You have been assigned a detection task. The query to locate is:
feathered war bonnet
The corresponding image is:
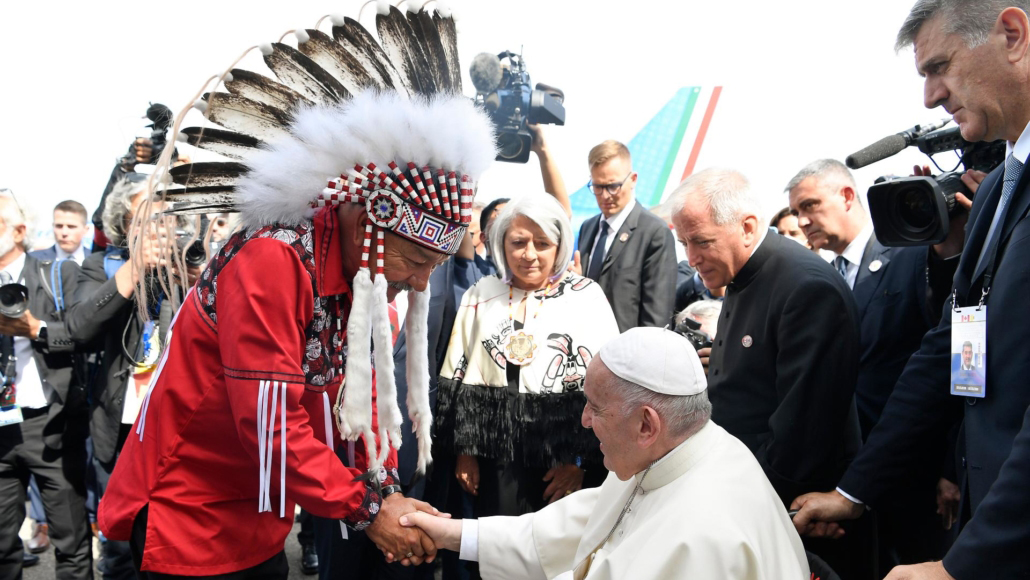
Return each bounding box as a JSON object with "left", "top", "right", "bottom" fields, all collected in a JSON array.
[{"left": 160, "top": 0, "right": 496, "bottom": 476}]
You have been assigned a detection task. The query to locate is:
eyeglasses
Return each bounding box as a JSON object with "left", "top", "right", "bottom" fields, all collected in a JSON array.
[{"left": 588, "top": 171, "right": 633, "bottom": 197}]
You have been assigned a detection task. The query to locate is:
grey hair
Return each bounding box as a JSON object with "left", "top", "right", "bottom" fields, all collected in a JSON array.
[
  {"left": 103, "top": 176, "right": 147, "bottom": 247},
  {"left": 675, "top": 299, "right": 723, "bottom": 329},
  {"left": 614, "top": 373, "right": 712, "bottom": 438},
  {"left": 896, "top": 0, "right": 1030, "bottom": 52},
  {"left": 489, "top": 194, "right": 574, "bottom": 282},
  {"left": 0, "top": 194, "right": 31, "bottom": 252},
  {"left": 666, "top": 168, "right": 763, "bottom": 226},
  {"left": 784, "top": 159, "right": 857, "bottom": 194}
]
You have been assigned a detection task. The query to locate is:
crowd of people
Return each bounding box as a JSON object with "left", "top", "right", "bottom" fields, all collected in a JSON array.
[{"left": 3, "top": 0, "right": 1030, "bottom": 579}]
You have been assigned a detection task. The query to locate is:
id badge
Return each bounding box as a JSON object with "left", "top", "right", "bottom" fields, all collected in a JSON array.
[
  {"left": 0, "top": 405, "right": 23, "bottom": 427},
  {"left": 951, "top": 306, "right": 987, "bottom": 398}
]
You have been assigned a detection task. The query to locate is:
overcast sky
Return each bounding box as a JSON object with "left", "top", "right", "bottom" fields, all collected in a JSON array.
[{"left": 0, "top": 0, "right": 956, "bottom": 237}]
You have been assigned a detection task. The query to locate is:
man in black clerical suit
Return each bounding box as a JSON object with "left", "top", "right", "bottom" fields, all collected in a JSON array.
[
  {"left": 792, "top": 4, "right": 1030, "bottom": 579},
  {"left": 669, "top": 167, "right": 868, "bottom": 579}
]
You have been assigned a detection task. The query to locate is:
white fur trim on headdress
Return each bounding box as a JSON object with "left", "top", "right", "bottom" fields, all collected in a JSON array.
[
  {"left": 371, "top": 273, "right": 403, "bottom": 467},
  {"left": 405, "top": 285, "right": 433, "bottom": 474},
  {"left": 235, "top": 91, "right": 495, "bottom": 230},
  {"left": 340, "top": 268, "right": 377, "bottom": 463}
]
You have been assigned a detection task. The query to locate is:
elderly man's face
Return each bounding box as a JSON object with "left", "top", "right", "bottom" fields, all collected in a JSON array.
[
  {"left": 915, "top": 15, "right": 1019, "bottom": 143},
  {"left": 788, "top": 176, "right": 855, "bottom": 254},
  {"left": 381, "top": 231, "right": 448, "bottom": 301},
  {"left": 0, "top": 198, "right": 25, "bottom": 260},
  {"left": 672, "top": 199, "right": 756, "bottom": 291},
  {"left": 582, "top": 359, "right": 643, "bottom": 481},
  {"left": 963, "top": 345, "right": 973, "bottom": 367}
]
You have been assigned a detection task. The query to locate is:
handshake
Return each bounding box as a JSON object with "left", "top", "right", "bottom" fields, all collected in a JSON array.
[{"left": 366, "top": 494, "right": 463, "bottom": 566}]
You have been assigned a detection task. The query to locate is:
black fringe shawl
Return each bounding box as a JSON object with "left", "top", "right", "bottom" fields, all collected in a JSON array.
[{"left": 434, "top": 377, "right": 602, "bottom": 469}]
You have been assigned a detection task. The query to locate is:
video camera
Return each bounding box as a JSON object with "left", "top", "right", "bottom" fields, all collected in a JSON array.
[
  {"left": 846, "top": 121, "right": 1005, "bottom": 246},
  {"left": 469, "top": 51, "right": 566, "bottom": 163},
  {"left": 0, "top": 272, "right": 28, "bottom": 319}
]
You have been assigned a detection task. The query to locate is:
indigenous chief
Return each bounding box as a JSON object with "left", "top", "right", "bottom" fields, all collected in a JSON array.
[
  {"left": 668, "top": 168, "right": 868, "bottom": 578},
  {"left": 404, "top": 327, "right": 809, "bottom": 580},
  {"left": 96, "top": 7, "right": 498, "bottom": 573},
  {"left": 793, "top": 2, "right": 1030, "bottom": 578},
  {"left": 435, "top": 194, "right": 620, "bottom": 519}
]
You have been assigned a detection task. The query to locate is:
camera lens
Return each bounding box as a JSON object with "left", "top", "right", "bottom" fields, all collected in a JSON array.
[
  {"left": 497, "top": 133, "right": 526, "bottom": 160},
  {"left": 894, "top": 185, "right": 935, "bottom": 231}
]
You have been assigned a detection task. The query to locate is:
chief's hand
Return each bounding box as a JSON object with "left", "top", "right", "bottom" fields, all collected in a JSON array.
[
  {"left": 399, "top": 511, "right": 462, "bottom": 553},
  {"left": 455, "top": 454, "right": 479, "bottom": 496},
  {"left": 935, "top": 477, "right": 961, "bottom": 531},
  {"left": 884, "top": 561, "right": 955, "bottom": 580},
  {"left": 542, "top": 464, "right": 584, "bottom": 504},
  {"left": 789, "top": 490, "right": 863, "bottom": 539},
  {"left": 696, "top": 347, "right": 711, "bottom": 375},
  {"left": 365, "top": 494, "right": 443, "bottom": 567}
]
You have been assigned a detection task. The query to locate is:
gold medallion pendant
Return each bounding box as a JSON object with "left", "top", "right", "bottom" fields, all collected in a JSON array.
[{"left": 503, "top": 331, "right": 538, "bottom": 366}]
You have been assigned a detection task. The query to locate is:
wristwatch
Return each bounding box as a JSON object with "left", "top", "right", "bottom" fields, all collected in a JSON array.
[
  {"left": 33, "top": 321, "right": 47, "bottom": 343},
  {"left": 381, "top": 484, "right": 403, "bottom": 498}
]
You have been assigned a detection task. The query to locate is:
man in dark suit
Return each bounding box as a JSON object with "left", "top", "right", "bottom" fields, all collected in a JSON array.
[
  {"left": 0, "top": 195, "right": 92, "bottom": 579},
  {"left": 669, "top": 167, "right": 868, "bottom": 578},
  {"left": 578, "top": 141, "right": 677, "bottom": 331},
  {"left": 792, "top": 5, "right": 1030, "bottom": 579},
  {"left": 30, "top": 200, "right": 91, "bottom": 265},
  {"left": 788, "top": 158, "right": 959, "bottom": 574}
]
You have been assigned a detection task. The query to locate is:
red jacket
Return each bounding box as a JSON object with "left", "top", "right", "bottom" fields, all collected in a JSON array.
[{"left": 99, "top": 208, "right": 398, "bottom": 575}]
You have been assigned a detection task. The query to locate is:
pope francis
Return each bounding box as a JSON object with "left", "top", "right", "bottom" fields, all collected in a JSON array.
[{"left": 400, "top": 327, "right": 810, "bottom": 579}]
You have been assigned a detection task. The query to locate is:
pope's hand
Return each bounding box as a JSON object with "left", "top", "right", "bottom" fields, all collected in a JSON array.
[
  {"left": 883, "top": 561, "right": 955, "bottom": 580},
  {"left": 789, "top": 490, "right": 863, "bottom": 539},
  {"left": 365, "top": 494, "right": 444, "bottom": 566},
  {"left": 399, "top": 511, "right": 463, "bottom": 553}
]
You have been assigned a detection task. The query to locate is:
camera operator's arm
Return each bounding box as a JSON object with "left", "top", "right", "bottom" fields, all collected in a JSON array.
[
  {"left": 93, "top": 139, "right": 153, "bottom": 233},
  {"left": 528, "top": 124, "right": 571, "bottom": 218}
]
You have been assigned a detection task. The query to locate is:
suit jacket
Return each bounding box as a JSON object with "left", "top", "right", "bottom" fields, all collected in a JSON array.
[
  {"left": 578, "top": 203, "right": 677, "bottom": 332},
  {"left": 852, "top": 238, "right": 936, "bottom": 439},
  {"left": 1, "top": 254, "right": 85, "bottom": 450},
  {"left": 838, "top": 158, "right": 1030, "bottom": 579},
  {"left": 65, "top": 251, "right": 149, "bottom": 464},
  {"left": 29, "top": 244, "right": 91, "bottom": 263},
  {"left": 707, "top": 232, "right": 862, "bottom": 506}
]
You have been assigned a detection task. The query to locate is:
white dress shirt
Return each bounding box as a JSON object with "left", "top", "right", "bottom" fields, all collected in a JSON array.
[
  {"left": 836, "top": 224, "right": 874, "bottom": 290},
  {"left": 2, "top": 253, "right": 46, "bottom": 409},
  {"left": 55, "top": 243, "right": 86, "bottom": 266},
  {"left": 589, "top": 201, "right": 637, "bottom": 262}
]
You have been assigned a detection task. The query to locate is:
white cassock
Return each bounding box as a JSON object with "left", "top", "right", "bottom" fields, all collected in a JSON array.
[{"left": 460, "top": 421, "right": 810, "bottom": 580}]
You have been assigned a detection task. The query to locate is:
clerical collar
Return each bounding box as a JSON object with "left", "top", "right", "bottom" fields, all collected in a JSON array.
[
  {"left": 635, "top": 420, "right": 717, "bottom": 492},
  {"left": 727, "top": 227, "right": 778, "bottom": 292}
]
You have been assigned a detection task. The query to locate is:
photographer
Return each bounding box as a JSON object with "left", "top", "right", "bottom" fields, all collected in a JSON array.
[
  {"left": 66, "top": 175, "right": 200, "bottom": 580},
  {"left": 0, "top": 195, "right": 92, "bottom": 579},
  {"left": 791, "top": 3, "right": 1030, "bottom": 579}
]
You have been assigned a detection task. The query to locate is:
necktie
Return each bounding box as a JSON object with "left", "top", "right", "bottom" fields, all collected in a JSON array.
[
  {"left": 586, "top": 221, "right": 609, "bottom": 281},
  {"left": 975, "top": 153, "right": 1024, "bottom": 276},
  {"left": 834, "top": 255, "right": 848, "bottom": 279}
]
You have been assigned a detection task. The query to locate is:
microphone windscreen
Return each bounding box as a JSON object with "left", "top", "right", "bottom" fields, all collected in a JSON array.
[
  {"left": 845, "top": 134, "right": 909, "bottom": 169},
  {"left": 469, "top": 53, "right": 503, "bottom": 94}
]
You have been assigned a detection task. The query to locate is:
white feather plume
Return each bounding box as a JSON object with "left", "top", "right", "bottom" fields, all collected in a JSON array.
[{"left": 235, "top": 91, "right": 496, "bottom": 230}]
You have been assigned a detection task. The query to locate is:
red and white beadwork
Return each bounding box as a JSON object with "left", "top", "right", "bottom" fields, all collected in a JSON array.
[{"left": 312, "top": 161, "right": 473, "bottom": 258}]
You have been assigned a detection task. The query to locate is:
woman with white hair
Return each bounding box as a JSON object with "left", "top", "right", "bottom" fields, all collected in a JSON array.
[{"left": 436, "top": 194, "right": 619, "bottom": 519}]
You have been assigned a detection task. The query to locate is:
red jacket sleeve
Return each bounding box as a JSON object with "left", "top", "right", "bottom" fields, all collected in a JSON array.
[{"left": 215, "top": 237, "right": 383, "bottom": 528}]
